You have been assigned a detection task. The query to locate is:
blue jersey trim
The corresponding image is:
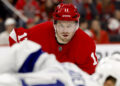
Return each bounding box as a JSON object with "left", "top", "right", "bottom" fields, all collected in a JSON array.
[
  {"left": 19, "top": 49, "right": 44, "bottom": 73},
  {"left": 21, "top": 79, "right": 65, "bottom": 86}
]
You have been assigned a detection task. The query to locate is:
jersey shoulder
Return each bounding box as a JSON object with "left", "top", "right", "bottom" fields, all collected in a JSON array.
[
  {"left": 75, "top": 28, "right": 96, "bottom": 52},
  {"left": 77, "top": 28, "right": 95, "bottom": 46},
  {"left": 27, "top": 21, "right": 54, "bottom": 45},
  {"left": 77, "top": 28, "right": 94, "bottom": 43},
  {"left": 29, "top": 21, "right": 53, "bottom": 32}
]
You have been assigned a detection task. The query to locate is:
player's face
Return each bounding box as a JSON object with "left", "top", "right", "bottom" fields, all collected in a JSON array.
[
  {"left": 55, "top": 20, "right": 77, "bottom": 44},
  {"left": 6, "top": 24, "right": 15, "bottom": 34},
  {"left": 104, "top": 80, "right": 115, "bottom": 86}
]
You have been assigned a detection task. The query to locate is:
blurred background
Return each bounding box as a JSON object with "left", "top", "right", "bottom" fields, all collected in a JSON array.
[
  {"left": 0, "top": 0, "right": 120, "bottom": 60},
  {"left": 0, "top": 0, "right": 120, "bottom": 44}
]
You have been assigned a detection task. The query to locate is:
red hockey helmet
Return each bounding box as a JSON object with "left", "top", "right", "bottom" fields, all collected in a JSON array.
[{"left": 53, "top": 3, "right": 80, "bottom": 21}]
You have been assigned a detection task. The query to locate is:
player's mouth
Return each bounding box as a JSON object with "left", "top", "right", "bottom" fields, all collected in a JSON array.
[{"left": 63, "top": 34, "right": 68, "bottom": 37}]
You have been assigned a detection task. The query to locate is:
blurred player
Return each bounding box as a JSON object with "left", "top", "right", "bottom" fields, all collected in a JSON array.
[
  {"left": 0, "top": 40, "right": 99, "bottom": 86},
  {"left": 93, "top": 54, "right": 120, "bottom": 86},
  {"left": 9, "top": 2, "right": 98, "bottom": 74},
  {"left": 104, "top": 76, "right": 117, "bottom": 86},
  {"left": 0, "top": 18, "right": 16, "bottom": 45}
]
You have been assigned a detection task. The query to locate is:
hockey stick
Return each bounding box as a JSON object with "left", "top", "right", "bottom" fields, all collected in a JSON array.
[{"left": 1, "top": 0, "right": 28, "bottom": 22}]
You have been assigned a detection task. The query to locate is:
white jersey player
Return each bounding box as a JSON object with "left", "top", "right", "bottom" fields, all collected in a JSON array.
[
  {"left": 0, "top": 40, "right": 99, "bottom": 86},
  {"left": 93, "top": 54, "right": 120, "bottom": 86}
]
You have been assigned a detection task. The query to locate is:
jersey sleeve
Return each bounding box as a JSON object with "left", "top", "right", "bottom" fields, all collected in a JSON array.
[
  {"left": 77, "top": 40, "right": 98, "bottom": 75},
  {"left": 9, "top": 27, "right": 28, "bottom": 46},
  {"left": 83, "top": 41, "right": 98, "bottom": 75},
  {"left": 9, "top": 29, "right": 18, "bottom": 46}
]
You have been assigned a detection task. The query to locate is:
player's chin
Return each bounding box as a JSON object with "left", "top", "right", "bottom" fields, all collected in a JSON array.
[
  {"left": 62, "top": 37, "right": 69, "bottom": 40},
  {"left": 63, "top": 37, "right": 71, "bottom": 42}
]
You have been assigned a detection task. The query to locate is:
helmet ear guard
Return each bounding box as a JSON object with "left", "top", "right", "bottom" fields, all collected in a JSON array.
[{"left": 53, "top": 3, "right": 80, "bottom": 21}]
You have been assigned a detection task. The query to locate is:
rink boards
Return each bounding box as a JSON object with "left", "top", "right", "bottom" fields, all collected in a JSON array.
[{"left": 0, "top": 44, "right": 120, "bottom": 61}]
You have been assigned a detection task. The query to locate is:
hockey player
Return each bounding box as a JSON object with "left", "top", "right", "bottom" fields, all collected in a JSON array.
[
  {"left": 92, "top": 54, "right": 120, "bottom": 86},
  {"left": 9, "top": 3, "right": 98, "bottom": 74},
  {"left": 0, "top": 40, "right": 99, "bottom": 86}
]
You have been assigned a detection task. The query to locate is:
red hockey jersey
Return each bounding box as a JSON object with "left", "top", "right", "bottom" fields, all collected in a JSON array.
[
  {"left": 9, "top": 27, "right": 28, "bottom": 46},
  {"left": 9, "top": 21, "right": 98, "bottom": 74}
]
